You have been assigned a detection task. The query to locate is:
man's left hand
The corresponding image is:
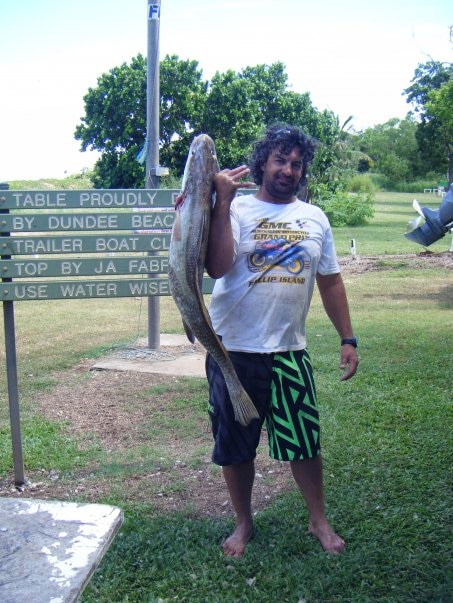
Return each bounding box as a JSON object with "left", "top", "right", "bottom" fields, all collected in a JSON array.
[{"left": 339, "top": 345, "right": 359, "bottom": 381}]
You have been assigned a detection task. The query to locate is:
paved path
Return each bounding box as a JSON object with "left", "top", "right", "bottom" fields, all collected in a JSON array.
[{"left": 0, "top": 498, "right": 123, "bottom": 603}]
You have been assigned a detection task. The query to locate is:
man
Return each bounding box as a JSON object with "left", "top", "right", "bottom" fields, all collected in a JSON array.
[{"left": 205, "top": 124, "right": 359, "bottom": 558}]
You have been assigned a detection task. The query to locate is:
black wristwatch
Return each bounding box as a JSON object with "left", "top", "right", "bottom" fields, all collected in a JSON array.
[{"left": 341, "top": 336, "right": 358, "bottom": 348}]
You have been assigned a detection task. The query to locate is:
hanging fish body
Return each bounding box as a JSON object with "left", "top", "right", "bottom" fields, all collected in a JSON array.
[{"left": 168, "top": 134, "right": 259, "bottom": 426}]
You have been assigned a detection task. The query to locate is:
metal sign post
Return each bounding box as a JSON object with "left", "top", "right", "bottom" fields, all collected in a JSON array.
[
  {"left": 1, "top": 197, "right": 25, "bottom": 485},
  {"left": 3, "top": 301, "right": 25, "bottom": 486},
  {"left": 146, "top": 0, "right": 163, "bottom": 350},
  {"left": 1, "top": 187, "right": 25, "bottom": 486}
]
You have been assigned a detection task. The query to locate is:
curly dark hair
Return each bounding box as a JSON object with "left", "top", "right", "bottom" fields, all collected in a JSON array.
[{"left": 249, "top": 123, "right": 318, "bottom": 191}]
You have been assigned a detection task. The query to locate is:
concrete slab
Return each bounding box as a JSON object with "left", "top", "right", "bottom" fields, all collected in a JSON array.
[
  {"left": 92, "top": 355, "right": 206, "bottom": 377},
  {"left": 157, "top": 334, "right": 191, "bottom": 346},
  {"left": 0, "top": 498, "right": 123, "bottom": 603},
  {"left": 91, "top": 334, "right": 207, "bottom": 377}
]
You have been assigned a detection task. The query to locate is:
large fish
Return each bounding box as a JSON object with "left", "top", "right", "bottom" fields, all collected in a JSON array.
[{"left": 168, "top": 134, "right": 259, "bottom": 426}]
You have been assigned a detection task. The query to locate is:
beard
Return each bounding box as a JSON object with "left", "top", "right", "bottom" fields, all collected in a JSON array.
[{"left": 262, "top": 173, "right": 299, "bottom": 202}]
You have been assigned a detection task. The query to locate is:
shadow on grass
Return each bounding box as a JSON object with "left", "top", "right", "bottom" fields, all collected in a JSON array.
[{"left": 438, "top": 284, "right": 453, "bottom": 309}]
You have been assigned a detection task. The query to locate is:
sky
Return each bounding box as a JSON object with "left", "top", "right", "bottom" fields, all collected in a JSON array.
[{"left": 0, "top": 0, "right": 451, "bottom": 181}]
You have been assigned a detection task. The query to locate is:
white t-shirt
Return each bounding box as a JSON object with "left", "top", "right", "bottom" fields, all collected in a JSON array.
[{"left": 209, "top": 194, "right": 340, "bottom": 353}]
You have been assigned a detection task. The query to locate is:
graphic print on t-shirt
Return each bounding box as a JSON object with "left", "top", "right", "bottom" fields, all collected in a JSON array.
[{"left": 247, "top": 217, "right": 311, "bottom": 285}]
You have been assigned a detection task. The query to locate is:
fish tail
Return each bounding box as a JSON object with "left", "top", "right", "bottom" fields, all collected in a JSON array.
[
  {"left": 232, "top": 390, "right": 260, "bottom": 426},
  {"left": 220, "top": 357, "right": 260, "bottom": 426}
]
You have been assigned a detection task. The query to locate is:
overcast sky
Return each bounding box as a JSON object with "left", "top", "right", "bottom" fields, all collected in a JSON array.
[{"left": 0, "top": 0, "right": 451, "bottom": 180}]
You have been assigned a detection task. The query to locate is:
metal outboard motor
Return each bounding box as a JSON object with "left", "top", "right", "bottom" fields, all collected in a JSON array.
[{"left": 405, "top": 184, "right": 453, "bottom": 247}]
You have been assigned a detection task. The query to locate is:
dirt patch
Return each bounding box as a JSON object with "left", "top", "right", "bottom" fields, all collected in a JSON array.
[
  {"left": 0, "top": 356, "right": 295, "bottom": 517},
  {"left": 338, "top": 251, "right": 453, "bottom": 274}
]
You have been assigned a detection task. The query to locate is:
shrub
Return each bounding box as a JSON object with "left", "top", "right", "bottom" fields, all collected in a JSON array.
[
  {"left": 315, "top": 191, "right": 375, "bottom": 227},
  {"left": 391, "top": 179, "right": 443, "bottom": 193},
  {"left": 377, "top": 178, "right": 444, "bottom": 192},
  {"left": 347, "top": 174, "right": 377, "bottom": 194},
  {"left": 368, "top": 173, "right": 388, "bottom": 189}
]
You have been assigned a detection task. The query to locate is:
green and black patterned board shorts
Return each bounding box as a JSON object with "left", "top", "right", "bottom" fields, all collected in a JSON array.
[{"left": 206, "top": 349, "right": 321, "bottom": 466}]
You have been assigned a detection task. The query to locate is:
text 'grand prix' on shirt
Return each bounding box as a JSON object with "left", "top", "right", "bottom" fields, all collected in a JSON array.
[{"left": 209, "top": 194, "right": 340, "bottom": 353}]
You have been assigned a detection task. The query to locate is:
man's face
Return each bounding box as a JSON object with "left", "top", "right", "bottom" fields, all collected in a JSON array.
[{"left": 260, "top": 146, "right": 304, "bottom": 203}]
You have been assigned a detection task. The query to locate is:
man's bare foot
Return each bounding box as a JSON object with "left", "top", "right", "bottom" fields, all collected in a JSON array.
[
  {"left": 309, "top": 520, "right": 345, "bottom": 554},
  {"left": 222, "top": 521, "right": 253, "bottom": 557}
]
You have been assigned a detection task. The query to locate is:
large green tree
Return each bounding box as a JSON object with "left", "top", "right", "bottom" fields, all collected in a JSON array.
[
  {"left": 200, "top": 63, "right": 353, "bottom": 198},
  {"left": 357, "top": 117, "right": 422, "bottom": 184},
  {"left": 422, "top": 78, "right": 453, "bottom": 186},
  {"left": 74, "top": 54, "right": 147, "bottom": 188},
  {"left": 404, "top": 60, "right": 453, "bottom": 108},
  {"left": 403, "top": 60, "right": 453, "bottom": 182},
  {"left": 75, "top": 55, "right": 346, "bottom": 192},
  {"left": 75, "top": 54, "right": 207, "bottom": 187},
  {"left": 159, "top": 55, "right": 207, "bottom": 173},
  {"left": 201, "top": 68, "right": 263, "bottom": 167}
]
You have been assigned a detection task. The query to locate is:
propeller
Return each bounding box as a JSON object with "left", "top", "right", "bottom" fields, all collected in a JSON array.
[{"left": 406, "top": 199, "right": 424, "bottom": 233}]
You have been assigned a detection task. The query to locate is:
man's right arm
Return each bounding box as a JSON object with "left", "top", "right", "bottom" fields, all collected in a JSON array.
[
  {"left": 205, "top": 166, "right": 254, "bottom": 279},
  {"left": 205, "top": 194, "right": 235, "bottom": 278}
]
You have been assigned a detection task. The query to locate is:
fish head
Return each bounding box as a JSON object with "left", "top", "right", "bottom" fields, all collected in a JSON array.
[{"left": 181, "top": 134, "right": 220, "bottom": 204}]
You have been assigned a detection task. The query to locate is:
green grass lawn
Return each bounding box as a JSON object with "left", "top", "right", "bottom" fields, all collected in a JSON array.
[
  {"left": 0, "top": 191, "right": 452, "bottom": 602},
  {"left": 83, "top": 267, "right": 451, "bottom": 602},
  {"left": 334, "top": 191, "right": 451, "bottom": 255}
]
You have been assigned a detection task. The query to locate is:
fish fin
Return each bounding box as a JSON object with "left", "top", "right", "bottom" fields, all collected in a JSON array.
[
  {"left": 183, "top": 320, "right": 196, "bottom": 344},
  {"left": 232, "top": 390, "right": 260, "bottom": 426},
  {"left": 174, "top": 192, "right": 186, "bottom": 209},
  {"left": 171, "top": 209, "right": 181, "bottom": 242}
]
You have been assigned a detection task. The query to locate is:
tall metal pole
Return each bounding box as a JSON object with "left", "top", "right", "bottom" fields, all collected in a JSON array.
[
  {"left": 1, "top": 196, "right": 25, "bottom": 485},
  {"left": 3, "top": 301, "right": 26, "bottom": 486},
  {"left": 146, "top": 0, "right": 161, "bottom": 349}
]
